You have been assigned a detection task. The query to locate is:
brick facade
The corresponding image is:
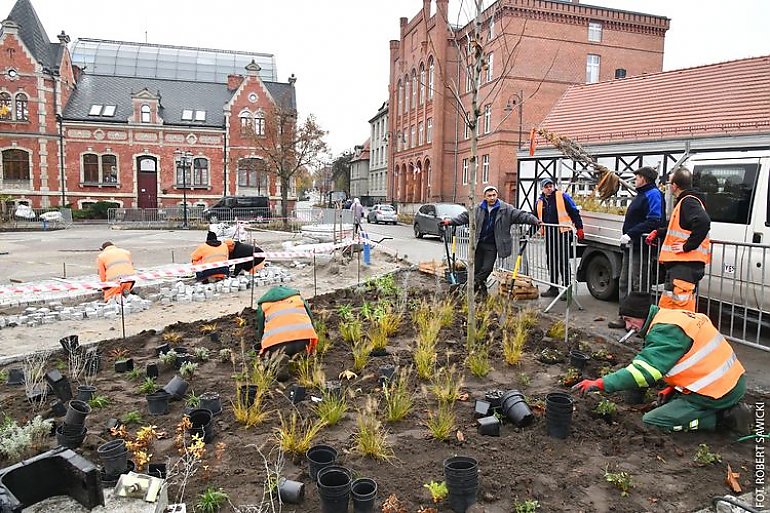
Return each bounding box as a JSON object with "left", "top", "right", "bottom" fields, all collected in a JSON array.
[{"left": 388, "top": 0, "right": 669, "bottom": 207}]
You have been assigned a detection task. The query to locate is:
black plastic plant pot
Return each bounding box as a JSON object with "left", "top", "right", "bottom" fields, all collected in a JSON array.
[
  {"left": 59, "top": 334, "right": 79, "bottom": 354},
  {"left": 148, "top": 462, "right": 167, "bottom": 479},
  {"left": 317, "top": 466, "right": 353, "bottom": 513},
  {"left": 55, "top": 424, "right": 87, "bottom": 449},
  {"left": 76, "top": 384, "right": 96, "bottom": 402},
  {"left": 288, "top": 384, "right": 306, "bottom": 404},
  {"left": 25, "top": 385, "right": 46, "bottom": 404},
  {"left": 6, "top": 367, "right": 24, "bottom": 385},
  {"left": 174, "top": 346, "right": 189, "bottom": 355},
  {"left": 49, "top": 400, "right": 67, "bottom": 417},
  {"left": 476, "top": 415, "right": 501, "bottom": 436},
  {"left": 199, "top": 392, "right": 223, "bottom": 416},
  {"left": 146, "top": 390, "right": 171, "bottom": 416},
  {"left": 474, "top": 400, "right": 491, "bottom": 417},
  {"left": 325, "top": 380, "right": 343, "bottom": 399},
  {"left": 306, "top": 444, "right": 338, "bottom": 481},
  {"left": 209, "top": 332, "right": 221, "bottom": 343},
  {"left": 351, "top": 478, "right": 378, "bottom": 513},
  {"left": 114, "top": 358, "right": 134, "bottom": 373},
  {"left": 163, "top": 375, "right": 189, "bottom": 400},
  {"left": 278, "top": 478, "right": 305, "bottom": 504},
  {"left": 446, "top": 487, "right": 479, "bottom": 513},
  {"left": 378, "top": 365, "right": 395, "bottom": 384},
  {"left": 188, "top": 408, "right": 215, "bottom": 443},
  {"left": 370, "top": 348, "right": 388, "bottom": 357},
  {"left": 64, "top": 400, "right": 92, "bottom": 426},
  {"left": 568, "top": 350, "right": 590, "bottom": 371},
  {"left": 484, "top": 389, "right": 505, "bottom": 411},
  {"left": 624, "top": 388, "right": 646, "bottom": 405},
  {"left": 101, "top": 459, "right": 135, "bottom": 486},
  {"left": 97, "top": 439, "right": 127, "bottom": 458},
  {"left": 98, "top": 444, "right": 128, "bottom": 476},
  {"left": 545, "top": 391, "right": 574, "bottom": 439},
  {"left": 174, "top": 354, "right": 192, "bottom": 370},
  {"left": 45, "top": 369, "right": 73, "bottom": 402},
  {"left": 105, "top": 418, "right": 121, "bottom": 433},
  {"left": 443, "top": 456, "right": 479, "bottom": 484},
  {"left": 238, "top": 384, "right": 258, "bottom": 407},
  {"left": 155, "top": 343, "right": 171, "bottom": 356},
  {"left": 500, "top": 390, "right": 534, "bottom": 427},
  {"left": 146, "top": 363, "right": 159, "bottom": 379}
]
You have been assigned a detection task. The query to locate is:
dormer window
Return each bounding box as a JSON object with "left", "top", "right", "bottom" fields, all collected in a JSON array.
[
  {"left": 89, "top": 104, "right": 103, "bottom": 116},
  {"left": 140, "top": 104, "right": 151, "bottom": 123},
  {"left": 194, "top": 110, "right": 206, "bottom": 121},
  {"left": 102, "top": 105, "right": 116, "bottom": 117},
  {"left": 182, "top": 109, "right": 193, "bottom": 121}
]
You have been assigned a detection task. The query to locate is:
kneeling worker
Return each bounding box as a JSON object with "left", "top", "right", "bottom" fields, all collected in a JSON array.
[
  {"left": 191, "top": 231, "right": 229, "bottom": 283},
  {"left": 224, "top": 239, "right": 266, "bottom": 276},
  {"left": 573, "top": 292, "right": 751, "bottom": 433},
  {"left": 255, "top": 285, "right": 317, "bottom": 357},
  {"left": 96, "top": 241, "right": 136, "bottom": 302}
]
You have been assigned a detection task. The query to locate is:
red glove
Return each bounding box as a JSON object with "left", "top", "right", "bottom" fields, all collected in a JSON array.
[
  {"left": 440, "top": 219, "right": 452, "bottom": 226},
  {"left": 576, "top": 228, "right": 585, "bottom": 241},
  {"left": 656, "top": 386, "right": 676, "bottom": 406},
  {"left": 645, "top": 230, "right": 658, "bottom": 246},
  {"left": 572, "top": 378, "right": 604, "bottom": 394}
]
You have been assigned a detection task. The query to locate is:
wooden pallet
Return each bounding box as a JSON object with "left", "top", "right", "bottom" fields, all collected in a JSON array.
[{"left": 493, "top": 270, "right": 540, "bottom": 299}]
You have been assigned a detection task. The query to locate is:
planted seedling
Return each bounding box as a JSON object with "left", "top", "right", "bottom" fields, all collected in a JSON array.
[
  {"left": 159, "top": 349, "right": 179, "bottom": 367},
  {"left": 126, "top": 367, "right": 142, "bottom": 381},
  {"left": 0, "top": 416, "right": 53, "bottom": 463},
  {"left": 430, "top": 365, "right": 464, "bottom": 403},
  {"left": 425, "top": 401, "right": 456, "bottom": 441},
  {"left": 162, "top": 332, "right": 183, "bottom": 344},
  {"left": 185, "top": 392, "right": 201, "bottom": 409},
  {"left": 197, "top": 487, "right": 229, "bottom": 513},
  {"left": 351, "top": 337, "right": 373, "bottom": 372},
  {"left": 179, "top": 362, "right": 198, "bottom": 380},
  {"left": 314, "top": 389, "right": 347, "bottom": 426},
  {"left": 413, "top": 341, "right": 437, "bottom": 381},
  {"left": 502, "top": 325, "right": 527, "bottom": 366},
  {"left": 559, "top": 368, "right": 582, "bottom": 387},
  {"left": 514, "top": 499, "right": 540, "bottom": 513},
  {"left": 383, "top": 367, "right": 414, "bottom": 422},
  {"left": 466, "top": 342, "right": 492, "bottom": 377},
  {"left": 375, "top": 302, "right": 402, "bottom": 337},
  {"left": 199, "top": 323, "right": 218, "bottom": 335},
  {"left": 537, "top": 348, "right": 563, "bottom": 364},
  {"left": 423, "top": 481, "right": 448, "bottom": 503},
  {"left": 594, "top": 399, "right": 617, "bottom": 422},
  {"left": 108, "top": 347, "right": 129, "bottom": 360},
  {"left": 604, "top": 467, "right": 632, "bottom": 497},
  {"left": 138, "top": 377, "right": 157, "bottom": 395},
  {"left": 274, "top": 411, "right": 326, "bottom": 457},
  {"left": 314, "top": 316, "right": 333, "bottom": 355},
  {"left": 518, "top": 372, "right": 531, "bottom": 387},
  {"left": 547, "top": 320, "right": 566, "bottom": 340},
  {"left": 598, "top": 365, "right": 614, "bottom": 377},
  {"left": 218, "top": 348, "right": 232, "bottom": 363},
  {"left": 0, "top": 370, "right": 7, "bottom": 383},
  {"left": 340, "top": 315, "right": 363, "bottom": 344},
  {"left": 694, "top": 443, "right": 722, "bottom": 465},
  {"left": 592, "top": 349, "right": 615, "bottom": 362},
  {"left": 292, "top": 354, "right": 325, "bottom": 388},
  {"left": 88, "top": 394, "right": 110, "bottom": 409},
  {"left": 121, "top": 410, "right": 142, "bottom": 425},
  {"left": 337, "top": 304, "right": 354, "bottom": 321},
  {"left": 193, "top": 347, "right": 210, "bottom": 362},
  {"left": 353, "top": 396, "right": 393, "bottom": 460}
]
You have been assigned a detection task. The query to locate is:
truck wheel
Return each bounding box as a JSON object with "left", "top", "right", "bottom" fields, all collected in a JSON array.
[{"left": 586, "top": 254, "right": 618, "bottom": 300}]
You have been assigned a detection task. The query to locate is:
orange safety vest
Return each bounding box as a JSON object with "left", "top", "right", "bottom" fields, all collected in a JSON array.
[
  {"left": 650, "top": 309, "right": 744, "bottom": 399},
  {"left": 536, "top": 191, "right": 572, "bottom": 234},
  {"left": 659, "top": 196, "right": 710, "bottom": 264},
  {"left": 96, "top": 246, "right": 135, "bottom": 282},
  {"left": 191, "top": 243, "right": 229, "bottom": 266},
  {"left": 260, "top": 295, "right": 318, "bottom": 354}
]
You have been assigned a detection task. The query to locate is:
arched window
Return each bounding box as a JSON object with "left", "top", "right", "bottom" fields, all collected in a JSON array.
[
  {"left": 419, "top": 64, "right": 425, "bottom": 105},
  {"left": 193, "top": 157, "right": 209, "bottom": 186},
  {"left": 411, "top": 70, "right": 417, "bottom": 108},
  {"left": 14, "top": 93, "right": 28, "bottom": 121},
  {"left": 0, "top": 93, "right": 11, "bottom": 120},
  {"left": 102, "top": 154, "right": 118, "bottom": 183},
  {"left": 254, "top": 111, "right": 265, "bottom": 136},
  {"left": 1, "top": 148, "right": 30, "bottom": 181},
  {"left": 239, "top": 109, "right": 252, "bottom": 134},
  {"left": 82, "top": 153, "right": 99, "bottom": 183},
  {"left": 140, "top": 104, "right": 151, "bottom": 123},
  {"left": 428, "top": 58, "right": 435, "bottom": 100}
]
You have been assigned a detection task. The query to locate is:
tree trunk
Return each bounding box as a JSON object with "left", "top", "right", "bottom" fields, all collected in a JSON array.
[{"left": 281, "top": 173, "right": 290, "bottom": 230}]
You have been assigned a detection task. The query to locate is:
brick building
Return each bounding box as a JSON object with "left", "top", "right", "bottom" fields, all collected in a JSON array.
[
  {"left": 0, "top": 0, "right": 297, "bottom": 211},
  {"left": 388, "top": 0, "right": 670, "bottom": 208}
]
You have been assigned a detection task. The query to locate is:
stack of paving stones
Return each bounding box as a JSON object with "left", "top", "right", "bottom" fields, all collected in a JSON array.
[{"left": 0, "top": 265, "right": 292, "bottom": 330}]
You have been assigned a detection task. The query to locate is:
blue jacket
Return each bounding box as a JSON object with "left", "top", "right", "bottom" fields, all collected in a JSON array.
[
  {"left": 536, "top": 191, "right": 583, "bottom": 229},
  {"left": 623, "top": 183, "right": 665, "bottom": 245}
]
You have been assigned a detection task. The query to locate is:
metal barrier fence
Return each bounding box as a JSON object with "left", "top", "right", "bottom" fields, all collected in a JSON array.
[
  {"left": 0, "top": 207, "right": 72, "bottom": 229},
  {"left": 292, "top": 208, "right": 354, "bottom": 225},
  {"left": 108, "top": 207, "right": 353, "bottom": 228}
]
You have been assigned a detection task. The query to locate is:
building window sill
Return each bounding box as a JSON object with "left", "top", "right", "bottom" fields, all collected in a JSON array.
[
  {"left": 80, "top": 182, "right": 120, "bottom": 188},
  {"left": 174, "top": 185, "right": 210, "bottom": 190}
]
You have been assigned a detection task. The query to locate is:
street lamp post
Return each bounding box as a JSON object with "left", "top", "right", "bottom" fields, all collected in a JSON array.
[
  {"left": 503, "top": 89, "right": 524, "bottom": 149},
  {"left": 174, "top": 149, "right": 192, "bottom": 229}
]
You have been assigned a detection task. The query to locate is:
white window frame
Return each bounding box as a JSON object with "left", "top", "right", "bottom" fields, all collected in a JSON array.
[
  {"left": 426, "top": 118, "right": 432, "bottom": 143},
  {"left": 419, "top": 65, "right": 425, "bottom": 105},
  {"left": 481, "top": 154, "right": 490, "bottom": 183},
  {"left": 411, "top": 70, "right": 417, "bottom": 108},
  {"left": 428, "top": 59, "right": 434, "bottom": 100},
  {"left": 397, "top": 80, "right": 403, "bottom": 114},
  {"left": 181, "top": 109, "right": 194, "bottom": 121},
  {"left": 588, "top": 21, "right": 602, "bottom": 42},
  {"left": 102, "top": 105, "right": 116, "bottom": 117},
  {"left": 194, "top": 110, "right": 206, "bottom": 121},
  {"left": 485, "top": 53, "right": 494, "bottom": 83},
  {"left": 254, "top": 112, "right": 265, "bottom": 136},
  {"left": 483, "top": 104, "right": 491, "bottom": 134},
  {"left": 586, "top": 54, "right": 601, "bottom": 84},
  {"left": 81, "top": 152, "right": 119, "bottom": 185},
  {"left": 462, "top": 158, "right": 469, "bottom": 184},
  {"left": 140, "top": 104, "right": 151, "bottom": 123},
  {"left": 418, "top": 121, "right": 424, "bottom": 146},
  {"left": 411, "top": 125, "right": 415, "bottom": 148},
  {"left": 89, "top": 105, "right": 103, "bottom": 116}
]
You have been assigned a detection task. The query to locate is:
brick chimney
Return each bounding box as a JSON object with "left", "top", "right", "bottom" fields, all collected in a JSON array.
[
  {"left": 227, "top": 74, "right": 244, "bottom": 91},
  {"left": 57, "top": 30, "right": 70, "bottom": 45}
]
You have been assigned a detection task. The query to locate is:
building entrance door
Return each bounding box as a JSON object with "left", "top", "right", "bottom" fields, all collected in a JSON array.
[{"left": 137, "top": 156, "right": 158, "bottom": 208}]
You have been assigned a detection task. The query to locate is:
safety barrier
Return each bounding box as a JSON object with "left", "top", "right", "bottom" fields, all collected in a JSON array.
[
  {"left": 107, "top": 207, "right": 352, "bottom": 228},
  {"left": 107, "top": 207, "right": 206, "bottom": 226},
  {"left": 1, "top": 207, "right": 72, "bottom": 229},
  {"left": 292, "top": 208, "right": 354, "bottom": 225}
]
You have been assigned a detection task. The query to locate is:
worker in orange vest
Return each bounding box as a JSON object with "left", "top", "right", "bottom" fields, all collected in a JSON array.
[
  {"left": 96, "top": 241, "right": 136, "bottom": 302},
  {"left": 646, "top": 167, "right": 711, "bottom": 311},
  {"left": 535, "top": 177, "right": 584, "bottom": 298},
  {"left": 255, "top": 286, "right": 318, "bottom": 357},
  {"left": 191, "top": 231, "right": 229, "bottom": 283},
  {"left": 573, "top": 292, "right": 751, "bottom": 433}
]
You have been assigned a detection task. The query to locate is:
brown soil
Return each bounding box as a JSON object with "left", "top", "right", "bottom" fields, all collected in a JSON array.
[{"left": 0, "top": 270, "right": 760, "bottom": 513}]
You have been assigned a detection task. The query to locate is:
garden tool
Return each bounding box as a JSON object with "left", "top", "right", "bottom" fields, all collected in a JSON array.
[
  {"left": 655, "top": 386, "right": 676, "bottom": 407},
  {"left": 617, "top": 328, "right": 637, "bottom": 344},
  {"left": 512, "top": 235, "right": 529, "bottom": 281},
  {"left": 443, "top": 225, "right": 459, "bottom": 286}
]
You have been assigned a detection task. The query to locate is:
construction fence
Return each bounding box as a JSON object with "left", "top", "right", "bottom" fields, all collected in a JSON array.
[{"left": 107, "top": 207, "right": 353, "bottom": 229}]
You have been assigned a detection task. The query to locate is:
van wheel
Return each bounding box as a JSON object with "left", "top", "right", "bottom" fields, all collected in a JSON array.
[{"left": 586, "top": 254, "right": 618, "bottom": 301}]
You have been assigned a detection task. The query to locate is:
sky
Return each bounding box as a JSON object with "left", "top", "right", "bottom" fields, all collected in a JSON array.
[{"left": 3, "top": 0, "right": 770, "bottom": 158}]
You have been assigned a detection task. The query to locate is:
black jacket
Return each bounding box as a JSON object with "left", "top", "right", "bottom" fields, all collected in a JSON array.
[{"left": 659, "top": 189, "right": 711, "bottom": 252}]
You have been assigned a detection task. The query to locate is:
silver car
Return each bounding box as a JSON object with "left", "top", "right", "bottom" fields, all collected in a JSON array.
[
  {"left": 413, "top": 203, "right": 467, "bottom": 240},
  {"left": 366, "top": 204, "right": 398, "bottom": 225}
]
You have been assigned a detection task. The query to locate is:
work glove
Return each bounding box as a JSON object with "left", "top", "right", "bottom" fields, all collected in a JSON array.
[
  {"left": 619, "top": 234, "right": 631, "bottom": 245},
  {"left": 571, "top": 378, "right": 604, "bottom": 395},
  {"left": 576, "top": 228, "right": 585, "bottom": 242},
  {"left": 656, "top": 386, "right": 676, "bottom": 407},
  {"left": 440, "top": 219, "right": 452, "bottom": 226},
  {"left": 645, "top": 230, "right": 658, "bottom": 246}
]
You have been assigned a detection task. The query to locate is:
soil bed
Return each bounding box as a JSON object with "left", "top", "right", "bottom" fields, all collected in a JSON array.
[{"left": 0, "top": 269, "right": 761, "bottom": 513}]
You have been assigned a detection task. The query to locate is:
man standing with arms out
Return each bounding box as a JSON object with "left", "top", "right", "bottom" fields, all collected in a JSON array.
[
  {"left": 608, "top": 166, "right": 665, "bottom": 328},
  {"left": 442, "top": 185, "right": 540, "bottom": 299},
  {"left": 96, "top": 241, "right": 136, "bottom": 302},
  {"left": 647, "top": 167, "right": 710, "bottom": 311},
  {"left": 535, "top": 177, "right": 584, "bottom": 297}
]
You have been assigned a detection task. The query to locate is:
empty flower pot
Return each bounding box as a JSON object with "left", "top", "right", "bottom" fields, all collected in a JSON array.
[
  {"left": 278, "top": 477, "right": 305, "bottom": 504},
  {"left": 55, "top": 424, "right": 87, "bottom": 449},
  {"left": 188, "top": 408, "right": 215, "bottom": 443},
  {"left": 306, "top": 444, "right": 338, "bottom": 481},
  {"left": 101, "top": 459, "right": 135, "bottom": 487},
  {"left": 545, "top": 391, "right": 574, "bottom": 439},
  {"left": 370, "top": 348, "right": 388, "bottom": 357},
  {"left": 351, "top": 478, "right": 378, "bottom": 513},
  {"left": 443, "top": 456, "right": 479, "bottom": 513},
  {"left": 209, "top": 332, "right": 221, "bottom": 343},
  {"left": 155, "top": 343, "right": 170, "bottom": 356},
  {"left": 75, "top": 384, "right": 96, "bottom": 402},
  {"left": 146, "top": 390, "right": 171, "bottom": 416},
  {"left": 97, "top": 439, "right": 129, "bottom": 476},
  {"left": 325, "top": 381, "right": 342, "bottom": 399},
  {"left": 25, "top": 385, "right": 46, "bottom": 404},
  {"left": 174, "top": 354, "right": 192, "bottom": 370},
  {"left": 45, "top": 369, "right": 73, "bottom": 402},
  {"left": 568, "top": 350, "right": 590, "bottom": 371},
  {"left": 163, "top": 375, "right": 189, "bottom": 400},
  {"left": 474, "top": 400, "right": 491, "bottom": 417},
  {"left": 174, "top": 346, "right": 189, "bottom": 354},
  {"left": 485, "top": 389, "right": 505, "bottom": 412},
  {"left": 476, "top": 415, "right": 500, "bottom": 436},
  {"left": 146, "top": 363, "right": 159, "bottom": 379},
  {"left": 238, "top": 384, "right": 258, "bottom": 407},
  {"left": 49, "top": 399, "right": 67, "bottom": 417},
  {"left": 105, "top": 418, "right": 121, "bottom": 432},
  {"left": 114, "top": 358, "right": 134, "bottom": 373},
  {"left": 97, "top": 439, "right": 127, "bottom": 458},
  {"left": 199, "top": 392, "right": 222, "bottom": 416},
  {"left": 59, "top": 335, "right": 79, "bottom": 353},
  {"left": 500, "top": 390, "right": 534, "bottom": 428},
  {"left": 5, "top": 368, "right": 24, "bottom": 385},
  {"left": 287, "top": 384, "right": 306, "bottom": 404},
  {"left": 317, "top": 466, "right": 352, "bottom": 513},
  {"left": 64, "top": 399, "right": 91, "bottom": 427}
]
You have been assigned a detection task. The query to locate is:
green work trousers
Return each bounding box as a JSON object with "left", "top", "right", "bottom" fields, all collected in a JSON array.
[{"left": 642, "top": 397, "right": 717, "bottom": 432}]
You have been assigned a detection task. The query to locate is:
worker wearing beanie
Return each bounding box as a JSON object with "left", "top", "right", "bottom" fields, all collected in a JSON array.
[{"left": 191, "top": 231, "right": 229, "bottom": 283}]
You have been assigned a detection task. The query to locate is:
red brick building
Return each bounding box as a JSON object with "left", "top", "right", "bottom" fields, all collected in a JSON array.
[
  {"left": 388, "top": 0, "right": 670, "bottom": 207},
  {"left": 0, "top": 0, "right": 296, "bottom": 211}
]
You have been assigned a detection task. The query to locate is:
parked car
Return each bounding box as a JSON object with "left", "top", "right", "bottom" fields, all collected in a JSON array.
[
  {"left": 414, "top": 203, "right": 467, "bottom": 240},
  {"left": 202, "top": 196, "right": 270, "bottom": 223},
  {"left": 366, "top": 204, "right": 398, "bottom": 225}
]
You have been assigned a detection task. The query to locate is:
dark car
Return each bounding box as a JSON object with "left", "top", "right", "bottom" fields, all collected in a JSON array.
[
  {"left": 203, "top": 196, "right": 270, "bottom": 222},
  {"left": 366, "top": 204, "right": 398, "bottom": 225},
  {"left": 413, "top": 203, "right": 467, "bottom": 240}
]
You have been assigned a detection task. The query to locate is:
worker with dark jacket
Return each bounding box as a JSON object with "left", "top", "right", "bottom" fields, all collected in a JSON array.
[
  {"left": 609, "top": 166, "right": 666, "bottom": 328},
  {"left": 255, "top": 286, "right": 318, "bottom": 356},
  {"left": 191, "top": 231, "right": 229, "bottom": 283},
  {"left": 574, "top": 292, "right": 751, "bottom": 433},
  {"left": 96, "top": 241, "right": 136, "bottom": 302},
  {"left": 647, "top": 167, "right": 711, "bottom": 311},
  {"left": 442, "top": 185, "right": 540, "bottom": 298},
  {"left": 224, "top": 239, "right": 266, "bottom": 276},
  {"left": 535, "top": 177, "right": 584, "bottom": 297}
]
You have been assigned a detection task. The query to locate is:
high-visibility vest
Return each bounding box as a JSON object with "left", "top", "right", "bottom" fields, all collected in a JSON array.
[
  {"left": 536, "top": 191, "right": 572, "bottom": 233},
  {"left": 650, "top": 309, "right": 744, "bottom": 399},
  {"left": 260, "top": 295, "right": 318, "bottom": 354},
  {"left": 96, "top": 246, "right": 135, "bottom": 282},
  {"left": 191, "top": 243, "right": 229, "bottom": 266},
  {"left": 659, "top": 196, "right": 710, "bottom": 264}
]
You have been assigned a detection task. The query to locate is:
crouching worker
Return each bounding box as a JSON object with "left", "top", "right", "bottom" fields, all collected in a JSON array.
[
  {"left": 572, "top": 292, "right": 752, "bottom": 433},
  {"left": 96, "top": 241, "right": 135, "bottom": 302},
  {"left": 191, "top": 231, "right": 229, "bottom": 283},
  {"left": 224, "top": 239, "right": 266, "bottom": 276},
  {"left": 255, "top": 286, "right": 317, "bottom": 357}
]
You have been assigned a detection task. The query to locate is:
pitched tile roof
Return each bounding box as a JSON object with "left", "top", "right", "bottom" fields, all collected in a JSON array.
[
  {"left": 6, "top": 0, "right": 55, "bottom": 68},
  {"left": 539, "top": 55, "right": 770, "bottom": 145}
]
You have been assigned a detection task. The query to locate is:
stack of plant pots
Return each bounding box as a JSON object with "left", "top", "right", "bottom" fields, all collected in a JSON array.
[
  {"left": 306, "top": 444, "right": 338, "bottom": 481},
  {"left": 443, "top": 456, "right": 479, "bottom": 513},
  {"left": 351, "top": 478, "right": 378, "bottom": 513},
  {"left": 187, "top": 408, "right": 215, "bottom": 443},
  {"left": 545, "top": 391, "right": 574, "bottom": 439},
  {"left": 500, "top": 390, "right": 534, "bottom": 427},
  {"left": 56, "top": 399, "right": 91, "bottom": 448},
  {"left": 317, "top": 466, "right": 352, "bottom": 513},
  {"left": 97, "top": 439, "right": 130, "bottom": 484}
]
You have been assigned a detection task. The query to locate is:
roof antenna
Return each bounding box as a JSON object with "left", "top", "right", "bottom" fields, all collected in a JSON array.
[{"left": 144, "top": 30, "right": 148, "bottom": 43}]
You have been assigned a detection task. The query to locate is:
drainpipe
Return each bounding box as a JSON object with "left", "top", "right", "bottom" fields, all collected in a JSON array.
[
  {"left": 46, "top": 67, "right": 66, "bottom": 206},
  {"left": 223, "top": 130, "right": 228, "bottom": 196},
  {"left": 452, "top": 51, "right": 461, "bottom": 203}
]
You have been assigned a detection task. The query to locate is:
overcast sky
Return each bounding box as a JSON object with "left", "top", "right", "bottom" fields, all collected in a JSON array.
[{"left": 4, "top": 0, "right": 770, "bottom": 158}]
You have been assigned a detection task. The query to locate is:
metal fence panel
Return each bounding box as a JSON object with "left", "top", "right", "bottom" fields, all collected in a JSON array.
[{"left": 1, "top": 207, "right": 72, "bottom": 229}]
